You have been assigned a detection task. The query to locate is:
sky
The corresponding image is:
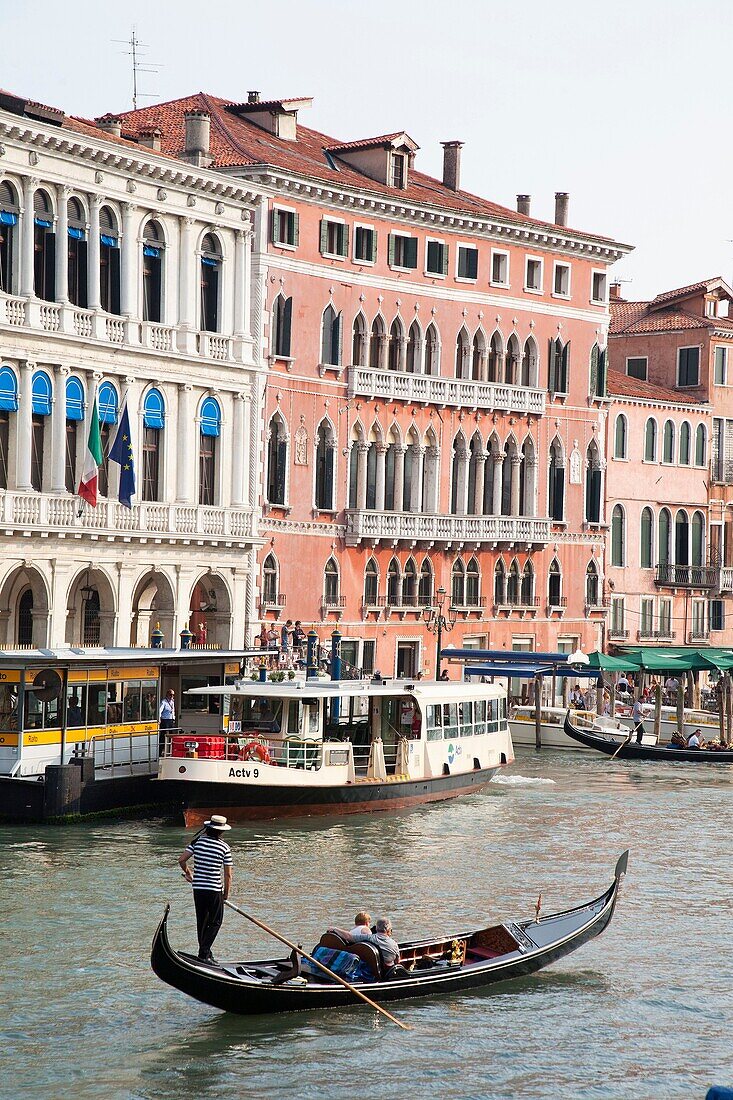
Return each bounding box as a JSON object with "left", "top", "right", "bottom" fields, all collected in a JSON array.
[{"left": 5, "top": 0, "right": 733, "bottom": 299}]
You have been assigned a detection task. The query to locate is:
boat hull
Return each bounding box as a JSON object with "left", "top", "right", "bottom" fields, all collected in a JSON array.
[
  {"left": 564, "top": 714, "right": 733, "bottom": 762},
  {"left": 163, "top": 765, "right": 500, "bottom": 826},
  {"left": 151, "top": 854, "right": 627, "bottom": 1015}
]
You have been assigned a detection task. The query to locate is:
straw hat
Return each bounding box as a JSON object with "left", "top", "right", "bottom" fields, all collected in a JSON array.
[{"left": 204, "top": 814, "right": 232, "bottom": 831}]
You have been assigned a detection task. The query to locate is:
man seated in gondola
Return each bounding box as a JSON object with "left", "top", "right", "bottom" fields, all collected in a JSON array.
[
  {"left": 330, "top": 916, "right": 401, "bottom": 970},
  {"left": 686, "top": 728, "right": 704, "bottom": 749}
]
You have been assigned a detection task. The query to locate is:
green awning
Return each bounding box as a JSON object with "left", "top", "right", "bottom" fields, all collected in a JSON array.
[{"left": 587, "top": 652, "right": 641, "bottom": 672}]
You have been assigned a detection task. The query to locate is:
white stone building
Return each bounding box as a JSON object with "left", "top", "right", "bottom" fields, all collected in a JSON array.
[{"left": 0, "top": 91, "right": 267, "bottom": 649}]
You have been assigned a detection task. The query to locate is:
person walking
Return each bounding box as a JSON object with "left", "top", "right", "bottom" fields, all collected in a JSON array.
[{"left": 178, "top": 814, "right": 233, "bottom": 964}]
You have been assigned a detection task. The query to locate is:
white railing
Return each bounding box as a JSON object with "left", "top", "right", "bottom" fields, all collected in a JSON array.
[
  {"left": 72, "top": 307, "right": 93, "bottom": 338},
  {"left": 105, "top": 317, "right": 125, "bottom": 344},
  {"left": 1, "top": 492, "right": 256, "bottom": 542},
  {"left": 720, "top": 568, "right": 733, "bottom": 592},
  {"left": 39, "top": 303, "right": 61, "bottom": 332},
  {"left": 199, "top": 332, "right": 232, "bottom": 361},
  {"left": 346, "top": 509, "right": 551, "bottom": 545},
  {"left": 142, "top": 321, "right": 174, "bottom": 352},
  {"left": 348, "top": 366, "right": 546, "bottom": 415},
  {"left": 3, "top": 296, "right": 26, "bottom": 326}
]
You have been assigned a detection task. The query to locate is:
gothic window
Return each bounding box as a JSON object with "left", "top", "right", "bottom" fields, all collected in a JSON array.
[
  {"left": 272, "top": 295, "right": 293, "bottom": 358},
  {"left": 266, "top": 414, "right": 288, "bottom": 505}
]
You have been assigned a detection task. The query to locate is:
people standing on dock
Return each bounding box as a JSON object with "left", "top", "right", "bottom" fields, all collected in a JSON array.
[
  {"left": 178, "top": 814, "right": 233, "bottom": 964},
  {"left": 159, "top": 689, "right": 176, "bottom": 730}
]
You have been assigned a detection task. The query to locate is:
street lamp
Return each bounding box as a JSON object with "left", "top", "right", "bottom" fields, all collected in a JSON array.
[{"left": 423, "top": 585, "right": 458, "bottom": 678}]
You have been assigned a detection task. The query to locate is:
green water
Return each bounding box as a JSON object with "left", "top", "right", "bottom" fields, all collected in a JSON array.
[{"left": 1, "top": 748, "right": 731, "bottom": 1099}]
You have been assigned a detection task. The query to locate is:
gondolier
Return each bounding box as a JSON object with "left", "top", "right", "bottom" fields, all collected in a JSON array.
[{"left": 178, "top": 814, "right": 233, "bottom": 963}]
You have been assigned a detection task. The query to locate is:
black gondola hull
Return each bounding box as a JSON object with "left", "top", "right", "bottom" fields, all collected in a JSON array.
[
  {"left": 563, "top": 714, "right": 733, "bottom": 762},
  {"left": 151, "top": 854, "right": 627, "bottom": 1015}
]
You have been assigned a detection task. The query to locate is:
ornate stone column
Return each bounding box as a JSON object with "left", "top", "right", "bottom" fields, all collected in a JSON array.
[
  {"left": 20, "top": 176, "right": 38, "bottom": 298},
  {"left": 177, "top": 216, "right": 196, "bottom": 351},
  {"left": 176, "top": 384, "right": 193, "bottom": 502},
  {"left": 491, "top": 452, "right": 503, "bottom": 515},
  {"left": 120, "top": 202, "right": 137, "bottom": 317},
  {"left": 356, "top": 442, "right": 369, "bottom": 509},
  {"left": 474, "top": 450, "right": 487, "bottom": 514},
  {"left": 233, "top": 228, "right": 247, "bottom": 337},
  {"left": 231, "top": 391, "right": 246, "bottom": 506},
  {"left": 393, "top": 445, "right": 406, "bottom": 512},
  {"left": 54, "top": 185, "right": 69, "bottom": 304},
  {"left": 510, "top": 454, "right": 522, "bottom": 516},
  {"left": 375, "top": 442, "right": 388, "bottom": 511},
  {"left": 16, "top": 360, "right": 34, "bottom": 490},
  {"left": 410, "top": 446, "right": 425, "bottom": 512},
  {"left": 398, "top": 337, "right": 408, "bottom": 373},
  {"left": 87, "top": 195, "right": 102, "bottom": 312},
  {"left": 51, "top": 365, "right": 69, "bottom": 492}
]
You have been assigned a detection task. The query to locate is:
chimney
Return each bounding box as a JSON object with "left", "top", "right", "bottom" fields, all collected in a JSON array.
[
  {"left": 138, "top": 128, "right": 162, "bottom": 152},
  {"left": 247, "top": 91, "right": 260, "bottom": 104},
  {"left": 97, "top": 115, "right": 122, "bottom": 138},
  {"left": 610, "top": 281, "right": 623, "bottom": 302},
  {"left": 516, "top": 194, "right": 531, "bottom": 216},
  {"left": 554, "top": 191, "right": 569, "bottom": 227},
  {"left": 441, "top": 141, "right": 463, "bottom": 192},
  {"left": 183, "top": 110, "right": 212, "bottom": 167}
]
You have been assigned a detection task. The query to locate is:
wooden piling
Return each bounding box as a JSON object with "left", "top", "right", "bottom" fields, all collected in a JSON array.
[{"left": 534, "top": 673, "right": 543, "bottom": 751}]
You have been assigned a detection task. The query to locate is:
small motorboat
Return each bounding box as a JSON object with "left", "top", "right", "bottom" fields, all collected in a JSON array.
[
  {"left": 564, "top": 713, "right": 733, "bottom": 762},
  {"left": 150, "top": 852, "right": 628, "bottom": 1015}
]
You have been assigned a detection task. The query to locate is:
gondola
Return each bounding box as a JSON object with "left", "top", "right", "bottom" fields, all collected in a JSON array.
[
  {"left": 150, "top": 852, "right": 628, "bottom": 1015},
  {"left": 564, "top": 712, "right": 733, "bottom": 762}
]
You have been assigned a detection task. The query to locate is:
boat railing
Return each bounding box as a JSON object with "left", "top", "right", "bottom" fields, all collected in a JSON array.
[
  {"left": 164, "top": 731, "right": 326, "bottom": 771},
  {"left": 87, "top": 729, "right": 160, "bottom": 777}
]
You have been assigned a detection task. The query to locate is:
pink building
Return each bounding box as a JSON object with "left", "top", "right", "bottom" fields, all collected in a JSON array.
[{"left": 113, "top": 93, "right": 631, "bottom": 676}]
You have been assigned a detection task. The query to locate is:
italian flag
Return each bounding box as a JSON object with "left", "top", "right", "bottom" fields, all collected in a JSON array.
[{"left": 78, "top": 394, "right": 103, "bottom": 507}]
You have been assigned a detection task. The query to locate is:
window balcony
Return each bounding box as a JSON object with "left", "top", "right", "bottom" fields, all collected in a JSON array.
[
  {"left": 688, "top": 629, "right": 710, "bottom": 643},
  {"left": 547, "top": 597, "right": 568, "bottom": 613},
  {"left": 345, "top": 510, "right": 551, "bottom": 548},
  {"left": 260, "top": 592, "right": 286, "bottom": 611},
  {"left": 636, "top": 629, "right": 677, "bottom": 642},
  {"left": 608, "top": 628, "right": 629, "bottom": 640},
  {"left": 585, "top": 596, "right": 611, "bottom": 614},
  {"left": 347, "top": 365, "right": 546, "bottom": 416},
  {"left": 654, "top": 564, "right": 719, "bottom": 589},
  {"left": 0, "top": 491, "right": 256, "bottom": 545}
]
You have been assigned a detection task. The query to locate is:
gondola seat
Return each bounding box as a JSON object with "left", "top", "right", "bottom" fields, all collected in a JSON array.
[{"left": 316, "top": 933, "right": 384, "bottom": 981}]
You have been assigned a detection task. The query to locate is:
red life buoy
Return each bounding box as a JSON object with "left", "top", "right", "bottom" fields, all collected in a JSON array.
[{"left": 240, "top": 741, "right": 272, "bottom": 765}]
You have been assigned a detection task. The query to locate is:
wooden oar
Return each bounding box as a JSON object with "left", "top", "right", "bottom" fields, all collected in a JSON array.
[
  {"left": 609, "top": 727, "right": 633, "bottom": 761},
  {"left": 223, "top": 899, "right": 411, "bottom": 1031}
]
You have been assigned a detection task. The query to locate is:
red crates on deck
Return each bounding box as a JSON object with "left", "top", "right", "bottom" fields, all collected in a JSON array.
[{"left": 170, "top": 735, "right": 225, "bottom": 759}]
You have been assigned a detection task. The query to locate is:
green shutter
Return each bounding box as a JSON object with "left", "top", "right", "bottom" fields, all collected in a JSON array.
[
  {"left": 370, "top": 229, "right": 377, "bottom": 264},
  {"left": 292, "top": 212, "right": 299, "bottom": 248},
  {"left": 561, "top": 341, "right": 570, "bottom": 393},
  {"left": 270, "top": 209, "right": 278, "bottom": 244},
  {"left": 441, "top": 243, "right": 448, "bottom": 276},
  {"left": 589, "top": 343, "right": 598, "bottom": 397},
  {"left": 388, "top": 233, "right": 396, "bottom": 267},
  {"left": 405, "top": 237, "right": 418, "bottom": 269},
  {"left": 320, "top": 219, "right": 329, "bottom": 254},
  {"left": 598, "top": 348, "right": 607, "bottom": 396},
  {"left": 336, "top": 311, "right": 343, "bottom": 365},
  {"left": 548, "top": 339, "right": 556, "bottom": 392},
  {"left": 341, "top": 223, "right": 349, "bottom": 258}
]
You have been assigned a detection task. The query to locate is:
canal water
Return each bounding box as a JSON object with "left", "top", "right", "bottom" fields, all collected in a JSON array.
[{"left": 1, "top": 749, "right": 731, "bottom": 1099}]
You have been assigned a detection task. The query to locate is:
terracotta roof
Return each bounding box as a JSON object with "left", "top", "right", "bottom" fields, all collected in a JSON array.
[
  {"left": 325, "top": 133, "right": 415, "bottom": 153},
  {"left": 650, "top": 281, "right": 711, "bottom": 307},
  {"left": 607, "top": 369, "right": 708, "bottom": 406},
  {"left": 615, "top": 309, "right": 710, "bottom": 335},
  {"left": 609, "top": 301, "right": 650, "bottom": 333},
  {"left": 228, "top": 97, "right": 313, "bottom": 112},
  {"left": 100, "top": 92, "right": 622, "bottom": 244}
]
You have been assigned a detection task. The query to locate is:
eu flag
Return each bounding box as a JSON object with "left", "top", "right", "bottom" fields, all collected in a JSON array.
[{"left": 109, "top": 394, "right": 136, "bottom": 508}]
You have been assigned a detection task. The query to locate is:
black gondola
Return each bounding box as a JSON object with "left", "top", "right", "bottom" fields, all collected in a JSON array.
[
  {"left": 564, "top": 713, "right": 733, "bottom": 762},
  {"left": 150, "top": 852, "right": 628, "bottom": 1015}
]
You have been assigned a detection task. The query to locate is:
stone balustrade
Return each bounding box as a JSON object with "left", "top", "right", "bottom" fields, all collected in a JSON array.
[
  {"left": 348, "top": 365, "right": 546, "bottom": 415},
  {"left": 345, "top": 508, "right": 551, "bottom": 547}
]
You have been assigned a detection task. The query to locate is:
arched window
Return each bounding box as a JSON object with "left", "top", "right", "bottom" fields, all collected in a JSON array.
[
  {"left": 614, "top": 414, "right": 627, "bottom": 459},
  {"left": 388, "top": 317, "right": 403, "bottom": 371},
  {"left": 494, "top": 560, "right": 506, "bottom": 605},
  {"left": 82, "top": 588, "right": 101, "bottom": 646},
  {"left": 30, "top": 370, "right": 52, "bottom": 492},
  {"left": 466, "top": 557, "right": 480, "bottom": 606},
  {"left": 522, "top": 336, "right": 538, "bottom": 387},
  {"left": 65, "top": 376, "right": 85, "bottom": 493},
  {"left": 520, "top": 560, "right": 534, "bottom": 605},
  {"left": 142, "top": 220, "right": 164, "bottom": 323},
  {"left": 548, "top": 559, "right": 562, "bottom": 606},
  {"left": 323, "top": 558, "right": 340, "bottom": 605},
  {"left": 611, "top": 504, "right": 625, "bottom": 566},
  {"left": 418, "top": 558, "right": 433, "bottom": 606},
  {"left": 501, "top": 439, "right": 516, "bottom": 516},
  {"left": 67, "top": 197, "right": 87, "bottom": 308},
  {"left": 262, "top": 553, "right": 279, "bottom": 606},
  {"left": 97, "top": 381, "right": 119, "bottom": 499},
  {"left": 662, "top": 420, "right": 675, "bottom": 463},
  {"left": 520, "top": 437, "right": 536, "bottom": 517},
  {"left": 472, "top": 331, "right": 485, "bottom": 381},
  {"left": 0, "top": 365, "right": 16, "bottom": 491},
  {"left": 0, "top": 179, "right": 19, "bottom": 295},
  {"left": 99, "top": 206, "right": 120, "bottom": 314},
  {"left": 266, "top": 414, "right": 287, "bottom": 506},
  {"left": 455, "top": 326, "right": 469, "bottom": 379},
  {"left": 387, "top": 557, "right": 401, "bottom": 606},
  {"left": 199, "top": 396, "right": 221, "bottom": 506},
  {"left": 142, "top": 388, "right": 165, "bottom": 502},
  {"left": 272, "top": 295, "right": 292, "bottom": 358},
  {"left": 467, "top": 435, "right": 481, "bottom": 516},
  {"left": 406, "top": 320, "right": 420, "bottom": 373},
  {"left": 402, "top": 558, "right": 417, "bottom": 605},
  {"left": 695, "top": 424, "right": 707, "bottom": 467},
  {"left": 488, "top": 332, "right": 502, "bottom": 382},
  {"left": 589, "top": 343, "right": 608, "bottom": 398},
  {"left": 424, "top": 323, "right": 439, "bottom": 375},
  {"left": 451, "top": 558, "right": 465, "bottom": 606},
  {"left": 692, "top": 510, "right": 705, "bottom": 567},
  {"left": 315, "top": 420, "right": 335, "bottom": 510},
  {"left": 33, "top": 188, "right": 55, "bottom": 302},
  {"left": 364, "top": 559, "right": 379, "bottom": 607},
  {"left": 352, "top": 313, "right": 367, "bottom": 366},
  {"left": 369, "top": 316, "right": 385, "bottom": 369},
  {"left": 17, "top": 589, "right": 33, "bottom": 647},
  {"left": 348, "top": 438, "right": 360, "bottom": 509},
  {"left": 640, "top": 507, "right": 653, "bottom": 568},
  {"left": 505, "top": 334, "right": 520, "bottom": 385},
  {"left": 200, "top": 233, "right": 221, "bottom": 332},
  {"left": 644, "top": 418, "right": 657, "bottom": 462},
  {"left": 366, "top": 438, "right": 378, "bottom": 510},
  {"left": 679, "top": 422, "right": 691, "bottom": 465},
  {"left": 585, "top": 441, "right": 602, "bottom": 524},
  {"left": 506, "top": 560, "right": 520, "bottom": 605},
  {"left": 658, "top": 508, "right": 671, "bottom": 568},
  {"left": 585, "top": 561, "right": 599, "bottom": 606},
  {"left": 548, "top": 337, "right": 569, "bottom": 394},
  {"left": 450, "top": 434, "right": 465, "bottom": 514},
  {"left": 321, "top": 304, "right": 342, "bottom": 366},
  {"left": 675, "top": 510, "right": 689, "bottom": 566}
]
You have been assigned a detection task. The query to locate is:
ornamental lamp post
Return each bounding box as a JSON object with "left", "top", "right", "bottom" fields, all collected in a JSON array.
[{"left": 422, "top": 585, "right": 458, "bottom": 679}]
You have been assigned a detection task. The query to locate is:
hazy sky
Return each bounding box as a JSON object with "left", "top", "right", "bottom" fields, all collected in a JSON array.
[{"left": 5, "top": 0, "right": 732, "bottom": 299}]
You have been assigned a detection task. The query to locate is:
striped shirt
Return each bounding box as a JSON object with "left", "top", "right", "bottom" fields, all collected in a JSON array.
[{"left": 185, "top": 835, "right": 233, "bottom": 891}]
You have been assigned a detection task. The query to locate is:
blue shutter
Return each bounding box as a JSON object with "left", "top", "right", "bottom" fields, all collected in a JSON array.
[
  {"left": 31, "top": 371, "right": 53, "bottom": 416},
  {"left": 144, "top": 388, "right": 165, "bottom": 429},
  {"left": 0, "top": 211, "right": 17, "bottom": 226},
  {"left": 100, "top": 234, "right": 118, "bottom": 247},
  {"left": 65, "top": 376, "right": 85, "bottom": 421},
  {"left": 67, "top": 226, "right": 85, "bottom": 240},
  {"left": 34, "top": 217, "right": 52, "bottom": 228},
  {"left": 143, "top": 245, "right": 160, "bottom": 258},
  {"left": 0, "top": 366, "right": 18, "bottom": 412},
  {"left": 98, "top": 381, "right": 119, "bottom": 424},
  {"left": 200, "top": 397, "right": 221, "bottom": 437}
]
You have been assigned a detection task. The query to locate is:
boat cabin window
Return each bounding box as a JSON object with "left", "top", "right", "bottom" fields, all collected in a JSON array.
[
  {"left": 0, "top": 683, "right": 19, "bottom": 731},
  {"left": 228, "top": 696, "right": 283, "bottom": 733},
  {"left": 122, "top": 680, "right": 158, "bottom": 723},
  {"left": 459, "top": 700, "right": 473, "bottom": 737},
  {"left": 474, "top": 699, "right": 487, "bottom": 734},
  {"left": 425, "top": 703, "right": 442, "bottom": 741},
  {"left": 66, "top": 685, "right": 86, "bottom": 728},
  {"left": 442, "top": 702, "right": 459, "bottom": 740},
  {"left": 324, "top": 694, "right": 370, "bottom": 742},
  {"left": 23, "top": 690, "right": 60, "bottom": 731},
  {"left": 87, "top": 683, "right": 108, "bottom": 727},
  {"left": 106, "top": 681, "right": 124, "bottom": 724},
  {"left": 181, "top": 677, "right": 221, "bottom": 715},
  {"left": 292, "top": 698, "right": 321, "bottom": 738}
]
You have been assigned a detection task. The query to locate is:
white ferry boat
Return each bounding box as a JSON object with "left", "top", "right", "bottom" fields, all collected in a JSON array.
[
  {"left": 509, "top": 705, "right": 632, "bottom": 751},
  {"left": 157, "top": 677, "right": 514, "bottom": 824}
]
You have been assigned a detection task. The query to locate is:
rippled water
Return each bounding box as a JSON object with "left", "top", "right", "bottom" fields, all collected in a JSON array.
[{"left": 1, "top": 749, "right": 732, "bottom": 1099}]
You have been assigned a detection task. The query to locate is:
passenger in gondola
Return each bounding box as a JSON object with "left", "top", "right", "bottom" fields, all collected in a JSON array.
[
  {"left": 328, "top": 911, "right": 373, "bottom": 942},
  {"left": 667, "top": 731, "right": 686, "bottom": 749},
  {"left": 686, "top": 728, "right": 704, "bottom": 749},
  {"left": 330, "top": 916, "right": 401, "bottom": 969}
]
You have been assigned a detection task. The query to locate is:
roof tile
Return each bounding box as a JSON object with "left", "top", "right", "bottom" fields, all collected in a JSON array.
[{"left": 607, "top": 368, "right": 707, "bottom": 405}]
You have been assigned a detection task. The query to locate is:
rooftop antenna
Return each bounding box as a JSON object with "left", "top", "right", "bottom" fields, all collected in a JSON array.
[{"left": 113, "top": 27, "right": 160, "bottom": 111}]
